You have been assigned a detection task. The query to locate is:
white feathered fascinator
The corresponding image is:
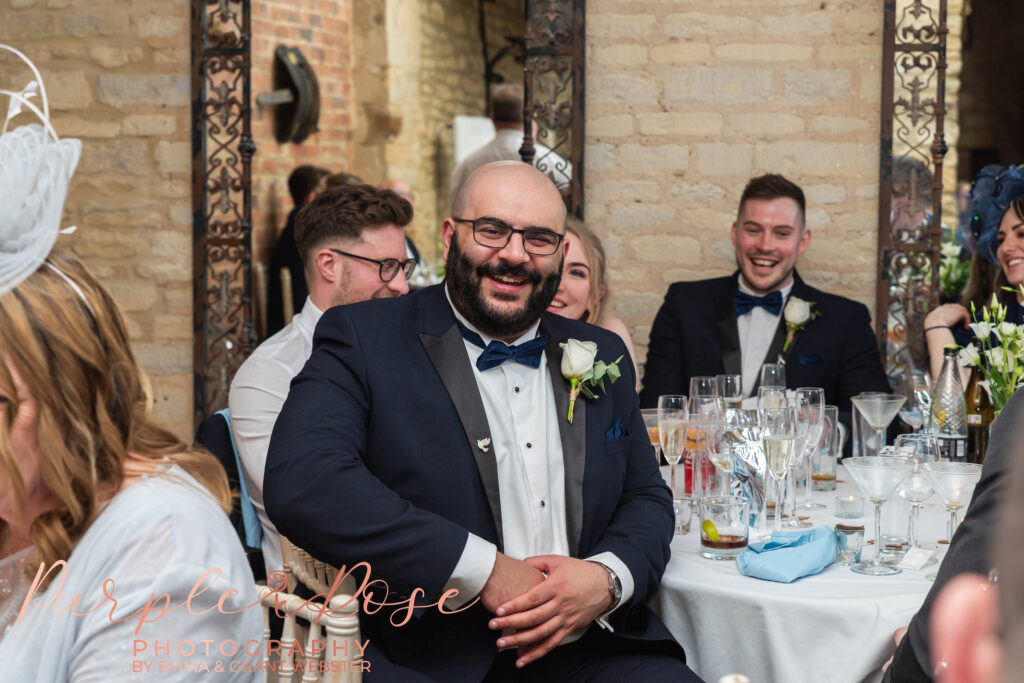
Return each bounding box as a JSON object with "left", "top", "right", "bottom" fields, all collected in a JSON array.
[{"left": 0, "top": 44, "right": 82, "bottom": 298}]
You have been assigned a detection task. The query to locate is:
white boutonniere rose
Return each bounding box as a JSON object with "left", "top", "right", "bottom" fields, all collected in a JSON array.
[
  {"left": 559, "top": 339, "right": 623, "bottom": 423},
  {"left": 782, "top": 296, "right": 820, "bottom": 353}
]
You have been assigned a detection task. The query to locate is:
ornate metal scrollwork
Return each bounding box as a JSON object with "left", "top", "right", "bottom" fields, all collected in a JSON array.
[
  {"left": 876, "top": 0, "right": 948, "bottom": 384},
  {"left": 192, "top": 0, "right": 254, "bottom": 425},
  {"left": 521, "top": 0, "right": 584, "bottom": 217}
]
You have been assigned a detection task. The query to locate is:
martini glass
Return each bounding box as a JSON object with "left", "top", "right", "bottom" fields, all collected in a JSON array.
[
  {"left": 851, "top": 394, "right": 906, "bottom": 456},
  {"left": 921, "top": 461, "right": 983, "bottom": 544},
  {"left": 843, "top": 457, "right": 914, "bottom": 576}
]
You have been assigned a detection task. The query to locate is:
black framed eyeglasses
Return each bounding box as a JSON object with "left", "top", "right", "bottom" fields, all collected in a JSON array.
[
  {"left": 452, "top": 217, "right": 564, "bottom": 256},
  {"left": 329, "top": 249, "right": 418, "bottom": 282}
]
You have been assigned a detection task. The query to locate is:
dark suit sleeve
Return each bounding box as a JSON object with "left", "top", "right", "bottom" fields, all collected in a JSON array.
[
  {"left": 834, "top": 302, "right": 890, "bottom": 411},
  {"left": 591, "top": 343, "right": 675, "bottom": 610},
  {"left": 640, "top": 285, "right": 688, "bottom": 409},
  {"left": 884, "top": 388, "right": 1021, "bottom": 682},
  {"left": 264, "top": 310, "right": 471, "bottom": 601}
]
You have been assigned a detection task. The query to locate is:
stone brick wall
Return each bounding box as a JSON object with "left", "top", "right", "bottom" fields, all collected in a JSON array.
[
  {"left": 585, "top": 0, "right": 887, "bottom": 362},
  {"left": 384, "top": 0, "right": 523, "bottom": 261},
  {"left": 2, "top": 0, "right": 194, "bottom": 438},
  {"left": 250, "top": 0, "right": 355, "bottom": 265}
]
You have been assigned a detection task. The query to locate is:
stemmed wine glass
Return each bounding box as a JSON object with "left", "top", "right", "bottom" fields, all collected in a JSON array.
[
  {"left": 658, "top": 395, "right": 688, "bottom": 496},
  {"left": 898, "top": 372, "right": 932, "bottom": 433},
  {"left": 716, "top": 374, "right": 743, "bottom": 409},
  {"left": 921, "top": 461, "right": 983, "bottom": 544},
  {"left": 761, "top": 407, "right": 798, "bottom": 533},
  {"left": 843, "top": 456, "right": 915, "bottom": 576},
  {"left": 757, "top": 386, "right": 787, "bottom": 412},
  {"left": 893, "top": 433, "right": 939, "bottom": 551},
  {"left": 760, "top": 362, "right": 786, "bottom": 389},
  {"left": 794, "top": 388, "right": 826, "bottom": 514},
  {"left": 850, "top": 394, "right": 906, "bottom": 457}
]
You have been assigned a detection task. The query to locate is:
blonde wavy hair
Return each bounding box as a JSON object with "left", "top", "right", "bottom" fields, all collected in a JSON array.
[
  {"left": 565, "top": 217, "right": 609, "bottom": 324},
  {"left": 0, "top": 251, "right": 230, "bottom": 586}
]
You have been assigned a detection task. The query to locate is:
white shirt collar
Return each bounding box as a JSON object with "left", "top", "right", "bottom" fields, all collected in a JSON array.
[
  {"left": 736, "top": 274, "right": 795, "bottom": 303},
  {"left": 444, "top": 285, "right": 541, "bottom": 347},
  {"left": 293, "top": 298, "right": 324, "bottom": 340}
]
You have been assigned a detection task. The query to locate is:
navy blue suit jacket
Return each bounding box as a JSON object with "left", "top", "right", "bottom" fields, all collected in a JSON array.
[
  {"left": 639, "top": 272, "right": 889, "bottom": 448},
  {"left": 265, "top": 284, "right": 682, "bottom": 681}
]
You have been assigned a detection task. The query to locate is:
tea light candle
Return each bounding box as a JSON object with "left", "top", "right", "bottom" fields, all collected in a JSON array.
[{"left": 835, "top": 494, "right": 864, "bottom": 519}]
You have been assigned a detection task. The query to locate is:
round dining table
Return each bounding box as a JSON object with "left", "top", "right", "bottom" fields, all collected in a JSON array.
[{"left": 653, "top": 464, "right": 949, "bottom": 683}]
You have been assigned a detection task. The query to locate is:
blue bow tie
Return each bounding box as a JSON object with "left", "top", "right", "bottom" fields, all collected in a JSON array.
[
  {"left": 733, "top": 290, "right": 783, "bottom": 316},
  {"left": 457, "top": 321, "right": 547, "bottom": 372}
]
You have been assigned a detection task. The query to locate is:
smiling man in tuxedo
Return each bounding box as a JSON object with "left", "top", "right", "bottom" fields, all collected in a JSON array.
[
  {"left": 639, "top": 173, "right": 888, "bottom": 426},
  {"left": 265, "top": 161, "right": 696, "bottom": 682}
]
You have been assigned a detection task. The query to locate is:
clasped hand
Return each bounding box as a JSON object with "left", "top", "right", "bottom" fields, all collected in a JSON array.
[{"left": 480, "top": 554, "right": 612, "bottom": 668}]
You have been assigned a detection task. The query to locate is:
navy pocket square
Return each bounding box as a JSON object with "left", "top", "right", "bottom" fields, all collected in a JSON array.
[
  {"left": 605, "top": 415, "right": 627, "bottom": 442},
  {"left": 797, "top": 354, "right": 825, "bottom": 365}
]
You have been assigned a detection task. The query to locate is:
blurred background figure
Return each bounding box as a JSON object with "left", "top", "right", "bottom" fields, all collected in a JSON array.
[
  {"left": 449, "top": 84, "right": 571, "bottom": 196},
  {"left": 267, "top": 164, "right": 330, "bottom": 336},
  {"left": 547, "top": 217, "right": 638, "bottom": 383},
  {"left": 323, "top": 171, "right": 365, "bottom": 191}
]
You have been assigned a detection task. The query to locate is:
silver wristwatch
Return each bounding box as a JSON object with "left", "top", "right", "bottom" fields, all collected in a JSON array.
[{"left": 591, "top": 561, "right": 622, "bottom": 610}]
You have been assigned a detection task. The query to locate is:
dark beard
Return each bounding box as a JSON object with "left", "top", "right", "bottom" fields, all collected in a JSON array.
[{"left": 446, "top": 236, "right": 562, "bottom": 340}]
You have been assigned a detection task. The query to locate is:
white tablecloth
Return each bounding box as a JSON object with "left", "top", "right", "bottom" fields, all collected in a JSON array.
[{"left": 653, "top": 465, "right": 947, "bottom": 683}]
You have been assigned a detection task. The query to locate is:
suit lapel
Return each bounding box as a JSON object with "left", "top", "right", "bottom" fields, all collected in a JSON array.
[
  {"left": 714, "top": 277, "right": 742, "bottom": 377},
  {"left": 542, "top": 324, "right": 585, "bottom": 557},
  {"left": 419, "top": 291, "right": 504, "bottom": 550}
]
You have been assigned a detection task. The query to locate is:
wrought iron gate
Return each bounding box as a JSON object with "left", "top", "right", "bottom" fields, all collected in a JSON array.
[
  {"left": 521, "top": 0, "right": 585, "bottom": 218},
  {"left": 191, "top": 0, "right": 255, "bottom": 425},
  {"left": 875, "top": 0, "right": 949, "bottom": 384}
]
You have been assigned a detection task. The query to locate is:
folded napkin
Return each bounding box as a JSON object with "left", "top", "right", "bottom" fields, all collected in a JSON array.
[{"left": 735, "top": 526, "right": 836, "bottom": 583}]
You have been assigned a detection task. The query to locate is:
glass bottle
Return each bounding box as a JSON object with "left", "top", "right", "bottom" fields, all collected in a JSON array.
[
  {"left": 928, "top": 347, "right": 967, "bottom": 461},
  {"left": 964, "top": 368, "right": 994, "bottom": 464}
]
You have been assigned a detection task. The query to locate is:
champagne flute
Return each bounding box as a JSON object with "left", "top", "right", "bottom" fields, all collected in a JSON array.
[
  {"left": 894, "top": 433, "right": 939, "bottom": 550},
  {"left": 761, "top": 407, "right": 798, "bottom": 533},
  {"left": 757, "top": 386, "right": 787, "bottom": 412},
  {"left": 760, "top": 362, "right": 786, "bottom": 389},
  {"left": 658, "top": 395, "right": 688, "bottom": 496},
  {"left": 795, "top": 388, "right": 826, "bottom": 513},
  {"left": 641, "top": 408, "right": 661, "bottom": 464},
  {"left": 716, "top": 374, "right": 743, "bottom": 409}
]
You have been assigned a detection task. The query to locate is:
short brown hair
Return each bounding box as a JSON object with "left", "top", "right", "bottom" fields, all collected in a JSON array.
[
  {"left": 294, "top": 183, "right": 413, "bottom": 264},
  {"left": 738, "top": 174, "right": 806, "bottom": 225},
  {"left": 490, "top": 85, "right": 523, "bottom": 125},
  {"left": 288, "top": 165, "right": 330, "bottom": 206}
]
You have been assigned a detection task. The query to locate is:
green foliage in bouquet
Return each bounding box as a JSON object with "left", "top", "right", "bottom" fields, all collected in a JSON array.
[{"left": 957, "top": 288, "right": 1024, "bottom": 414}]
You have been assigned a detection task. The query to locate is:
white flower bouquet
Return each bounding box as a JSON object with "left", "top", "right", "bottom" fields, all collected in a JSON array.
[{"left": 958, "top": 290, "right": 1024, "bottom": 414}]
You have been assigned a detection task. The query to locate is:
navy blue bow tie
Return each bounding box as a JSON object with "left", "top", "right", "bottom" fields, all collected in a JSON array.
[
  {"left": 733, "top": 290, "right": 783, "bottom": 316},
  {"left": 457, "top": 321, "right": 547, "bottom": 372}
]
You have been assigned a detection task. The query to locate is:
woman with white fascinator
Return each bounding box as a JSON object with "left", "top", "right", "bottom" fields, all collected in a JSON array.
[{"left": 0, "top": 46, "right": 262, "bottom": 679}]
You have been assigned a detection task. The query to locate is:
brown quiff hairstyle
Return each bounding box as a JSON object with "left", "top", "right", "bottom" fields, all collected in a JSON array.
[
  {"left": 0, "top": 251, "right": 231, "bottom": 587},
  {"left": 294, "top": 183, "right": 414, "bottom": 267},
  {"left": 737, "top": 173, "right": 806, "bottom": 227},
  {"left": 565, "top": 218, "right": 608, "bottom": 324},
  {"left": 490, "top": 85, "right": 523, "bottom": 125}
]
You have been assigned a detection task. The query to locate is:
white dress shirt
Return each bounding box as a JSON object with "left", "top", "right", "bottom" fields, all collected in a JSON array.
[
  {"left": 442, "top": 291, "right": 632, "bottom": 639},
  {"left": 228, "top": 298, "right": 323, "bottom": 573},
  {"left": 737, "top": 277, "right": 794, "bottom": 397},
  {"left": 449, "top": 128, "right": 572, "bottom": 195}
]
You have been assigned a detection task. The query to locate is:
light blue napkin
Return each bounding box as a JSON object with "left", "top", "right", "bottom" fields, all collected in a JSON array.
[{"left": 735, "top": 526, "right": 836, "bottom": 583}]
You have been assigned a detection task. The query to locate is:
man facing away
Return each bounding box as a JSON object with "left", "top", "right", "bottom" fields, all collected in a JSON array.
[
  {"left": 450, "top": 84, "right": 572, "bottom": 196},
  {"left": 266, "top": 164, "right": 331, "bottom": 336},
  {"left": 229, "top": 183, "right": 415, "bottom": 575},
  {"left": 640, "top": 173, "right": 889, "bottom": 436},
  {"left": 264, "top": 161, "right": 698, "bottom": 681}
]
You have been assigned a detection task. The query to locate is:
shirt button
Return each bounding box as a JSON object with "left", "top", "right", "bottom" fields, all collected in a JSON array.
[
  {"left": 514, "top": 386, "right": 520, "bottom": 393},
  {"left": 540, "top": 500, "right": 546, "bottom": 507},
  {"left": 526, "top": 442, "right": 532, "bottom": 449}
]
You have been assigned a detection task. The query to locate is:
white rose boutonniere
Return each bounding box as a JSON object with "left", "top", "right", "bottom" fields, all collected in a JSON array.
[
  {"left": 559, "top": 339, "right": 623, "bottom": 422},
  {"left": 782, "top": 297, "right": 820, "bottom": 353}
]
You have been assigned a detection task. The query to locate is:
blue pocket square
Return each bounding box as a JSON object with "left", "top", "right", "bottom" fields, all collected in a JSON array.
[
  {"left": 605, "top": 416, "right": 627, "bottom": 442},
  {"left": 797, "top": 354, "right": 825, "bottom": 365}
]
